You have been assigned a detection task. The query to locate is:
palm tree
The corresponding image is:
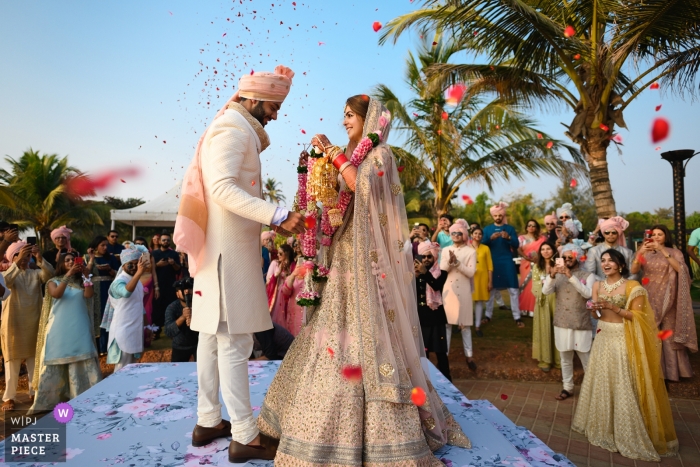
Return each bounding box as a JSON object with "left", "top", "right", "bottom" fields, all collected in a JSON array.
[
  {"left": 0, "top": 149, "right": 106, "bottom": 250},
  {"left": 263, "top": 178, "right": 286, "bottom": 205},
  {"left": 377, "top": 37, "right": 583, "bottom": 217},
  {"left": 381, "top": 0, "right": 700, "bottom": 217}
]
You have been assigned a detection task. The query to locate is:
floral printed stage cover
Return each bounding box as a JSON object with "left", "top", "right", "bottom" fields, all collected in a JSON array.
[{"left": 0, "top": 361, "right": 574, "bottom": 467}]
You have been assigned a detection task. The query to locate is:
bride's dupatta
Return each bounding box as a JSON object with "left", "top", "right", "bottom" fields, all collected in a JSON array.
[
  {"left": 624, "top": 281, "right": 679, "bottom": 456},
  {"left": 343, "top": 98, "right": 469, "bottom": 449}
]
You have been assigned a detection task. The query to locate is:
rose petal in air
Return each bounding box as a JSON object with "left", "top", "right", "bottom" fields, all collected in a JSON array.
[
  {"left": 642, "top": 277, "right": 650, "bottom": 285},
  {"left": 301, "top": 129, "right": 306, "bottom": 134},
  {"left": 651, "top": 118, "right": 670, "bottom": 143},
  {"left": 537, "top": 133, "right": 543, "bottom": 139},
  {"left": 397, "top": 166, "right": 405, "bottom": 172},
  {"left": 372, "top": 21, "right": 382, "bottom": 32},
  {"left": 658, "top": 329, "right": 673, "bottom": 340},
  {"left": 411, "top": 387, "right": 427, "bottom": 406},
  {"left": 327, "top": 347, "right": 334, "bottom": 358},
  {"left": 650, "top": 82, "right": 660, "bottom": 90},
  {"left": 655, "top": 105, "right": 662, "bottom": 111},
  {"left": 120, "top": 179, "right": 126, "bottom": 183},
  {"left": 251, "top": 180, "right": 256, "bottom": 186},
  {"left": 377, "top": 171, "right": 384, "bottom": 177},
  {"left": 441, "top": 111, "right": 448, "bottom": 120},
  {"left": 570, "top": 178, "right": 577, "bottom": 188},
  {"left": 195, "top": 291, "right": 202, "bottom": 296},
  {"left": 341, "top": 365, "right": 362, "bottom": 383},
  {"left": 599, "top": 124, "right": 609, "bottom": 132},
  {"left": 564, "top": 25, "right": 575, "bottom": 37},
  {"left": 546, "top": 141, "right": 554, "bottom": 149}
]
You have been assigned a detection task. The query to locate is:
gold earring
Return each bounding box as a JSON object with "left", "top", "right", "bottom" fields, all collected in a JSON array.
[{"left": 619, "top": 268, "right": 622, "bottom": 273}]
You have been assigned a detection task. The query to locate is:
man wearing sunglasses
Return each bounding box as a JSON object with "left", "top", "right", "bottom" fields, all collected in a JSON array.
[{"left": 583, "top": 216, "right": 637, "bottom": 281}]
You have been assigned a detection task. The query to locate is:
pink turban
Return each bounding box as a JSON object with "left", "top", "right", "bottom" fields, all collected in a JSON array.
[
  {"left": 5, "top": 241, "right": 26, "bottom": 262},
  {"left": 50, "top": 225, "right": 73, "bottom": 250},
  {"left": 544, "top": 212, "right": 556, "bottom": 225},
  {"left": 600, "top": 216, "right": 629, "bottom": 247},
  {"left": 417, "top": 241, "right": 442, "bottom": 309},
  {"left": 449, "top": 219, "right": 470, "bottom": 240},
  {"left": 261, "top": 231, "right": 276, "bottom": 243},
  {"left": 237, "top": 65, "right": 295, "bottom": 103},
  {"left": 489, "top": 202, "right": 508, "bottom": 221}
]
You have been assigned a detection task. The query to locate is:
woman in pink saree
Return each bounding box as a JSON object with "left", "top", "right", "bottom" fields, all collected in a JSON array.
[
  {"left": 518, "top": 219, "right": 547, "bottom": 317},
  {"left": 266, "top": 243, "right": 296, "bottom": 331}
]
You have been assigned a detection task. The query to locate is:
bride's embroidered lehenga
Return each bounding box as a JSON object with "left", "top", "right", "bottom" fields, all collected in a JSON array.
[{"left": 258, "top": 99, "right": 470, "bottom": 466}]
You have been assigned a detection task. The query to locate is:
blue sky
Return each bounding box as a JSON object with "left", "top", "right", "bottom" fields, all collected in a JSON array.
[{"left": 1, "top": 0, "right": 699, "bottom": 219}]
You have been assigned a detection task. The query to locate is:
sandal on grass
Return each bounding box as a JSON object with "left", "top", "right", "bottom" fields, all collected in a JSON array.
[
  {"left": 515, "top": 319, "right": 525, "bottom": 328},
  {"left": 2, "top": 399, "right": 15, "bottom": 411},
  {"left": 555, "top": 390, "right": 572, "bottom": 401},
  {"left": 481, "top": 317, "right": 491, "bottom": 325}
]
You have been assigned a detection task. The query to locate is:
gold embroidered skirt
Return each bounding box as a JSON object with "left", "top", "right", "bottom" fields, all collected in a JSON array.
[
  {"left": 572, "top": 321, "right": 660, "bottom": 462},
  {"left": 258, "top": 217, "right": 462, "bottom": 466}
]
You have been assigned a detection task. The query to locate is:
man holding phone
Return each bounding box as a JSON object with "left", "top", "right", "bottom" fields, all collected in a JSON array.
[
  {"left": 542, "top": 243, "right": 595, "bottom": 401},
  {"left": 42, "top": 225, "right": 80, "bottom": 269}
]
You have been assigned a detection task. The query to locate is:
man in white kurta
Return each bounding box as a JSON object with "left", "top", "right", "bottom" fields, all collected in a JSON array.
[
  {"left": 542, "top": 243, "right": 595, "bottom": 400},
  {"left": 183, "top": 66, "right": 304, "bottom": 460}
]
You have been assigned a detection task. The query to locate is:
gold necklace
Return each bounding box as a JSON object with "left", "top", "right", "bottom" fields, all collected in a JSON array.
[{"left": 602, "top": 276, "right": 625, "bottom": 294}]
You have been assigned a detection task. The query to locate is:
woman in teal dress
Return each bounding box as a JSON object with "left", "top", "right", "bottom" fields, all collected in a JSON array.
[
  {"left": 29, "top": 253, "right": 102, "bottom": 413},
  {"left": 531, "top": 242, "right": 560, "bottom": 371}
]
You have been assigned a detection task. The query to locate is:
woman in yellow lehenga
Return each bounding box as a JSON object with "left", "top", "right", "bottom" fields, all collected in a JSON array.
[{"left": 573, "top": 249, "right": 678, "bottom": 461}]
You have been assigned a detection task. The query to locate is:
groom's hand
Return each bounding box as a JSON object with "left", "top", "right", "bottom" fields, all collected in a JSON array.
[{"left": 280, "top": 212, "right": 306, "bottom": 235}]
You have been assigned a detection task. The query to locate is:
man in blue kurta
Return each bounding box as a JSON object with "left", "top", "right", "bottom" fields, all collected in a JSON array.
[{"left": 482, "top": 202, "right": 525, "bottom": 328}]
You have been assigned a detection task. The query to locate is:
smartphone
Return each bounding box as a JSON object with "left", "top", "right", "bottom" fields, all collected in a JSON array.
[
  {"left": 26, "top": 236, "right": 37, "bottom": 245},
  {"left": 74, "top": 257, "right": 84, "bottom": 266},
  {"left": 414, "top": 254, "right": 425, "bottom": 262},
  {"left": 555, "top": 258, "right": 564, "bottom": 267},
  {"left": 644, "top": 229, "right": 653, "bottom": 243}
]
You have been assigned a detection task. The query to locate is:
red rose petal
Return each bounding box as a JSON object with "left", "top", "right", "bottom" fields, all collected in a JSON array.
[
  {"left": 304, "top": 215, "right": 317, "bottom": 229},
  {"left": 377, "top": 171, "right": 384, "bottom": 177},
  {"left": 120, "top": 179, "right": 126, "bottom": 183},
  {"left": 537, "top": 133, "right": 543, "bottom": 139},
  {"left": 500, "top": 394, "right": 508, "bottom": 400},
  {"left": 301, "top": 129, "right": 306, "bottom": 134},
  {"left": 546, "top": 141, "right": 554, "bottom": 149},
  {"left": 341, "top": 365, "right": 363, "bottom": 382},
  {"left": 573, "top": 53, "right": 581, "bottom": 60},
  {"left": 596, "top": 328, "right": 601, "bottom": 334},
  {"left": 222, "top": 33, "right": 227, "bottom": 37},
  {"left": 441, "top": 111, "right": 448, "bottom": 120},
  {"left": 655, "top": 146, "right": 662, "bottom": 151},
  {"left": 655, "top": 105, "right": 662, "bottom": 111},
  {"left": 651, "top": 118, "right": 670, "bottom": 143},
  {"left": 397, "top": 166, "right": 405, "bottom": 172},
  {"left": 658, "top": 329, "right": 673, "bottom": 340},
  {"left": 638, "top": 255, "right": 647, "bottom": 265},
  {"left": 437, "top": 130, "right": 442, "bottom": 135},
  {"left": 580, "top": 255, "right": 587, "bottom": 262},
  {"left": 412, "top": 112, "right": 419, "bottom": 117},
  {"left": 445, "top": 84, "right": 467, "bottom": 105},
  {"left": 372, "top": 21, "right": 382, "bottom": 32},
  {"left": 650, "top": 82, "right": 660, "bottom": 90},
  {"left": 464, "top": 196, "right": 474, "bottom": 205},
  {"left": 327, "top": 347, "right": 334, "bottom": 358},
  {"left": 432, "top": 41, "right": 437, "bottom": 46},
  {"left": 411, "top": 387, "right": 427, "bottom": 406},
  {"left": 642, "top": 277, "right": 650, "bottom": 285},
  {"left": 250, "top": 69, "right": 254, "bottom": 75},
  {"left": 462, "top": 194, "right": 468, "bottom": 201},
  {"left": 612, "top": 134, "right": 623, "bottom": 143},
  {"left": 564, "top": 25, "right": 575, "bottom": 37},
  {"left": 570, "top": 178, "right": 577, "bottom": 188},
  {"left": 251, "top": 180, "right": 256, "bottom": 186},
  {"left": 599, "top": 124, "right": 609, "bottom": 132},
  {"left": 195, "top": 291, "right": 202, "bottom": 296},
  {"left": 381, "top": 273, "right": 386, "bottom": 279}
]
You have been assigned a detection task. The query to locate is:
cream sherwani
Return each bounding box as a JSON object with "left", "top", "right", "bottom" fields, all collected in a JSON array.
[{"left": 190, "top": 104, "right": 278, "bottom": 445}]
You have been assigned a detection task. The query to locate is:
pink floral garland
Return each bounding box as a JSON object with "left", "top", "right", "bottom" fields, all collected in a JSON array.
[{"left": 294, "top": 134, "right": 379, "bottom": 306}]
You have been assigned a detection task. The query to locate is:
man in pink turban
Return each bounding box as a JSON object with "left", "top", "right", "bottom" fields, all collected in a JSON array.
[
  {"left": 1, "top": 241, "right": 54, "bottom": 411},
  {"left": 175, "top": 65, "right": 305, "bottom": 462},
  {"left": 414, "top": 241, "right": 452, "bottom": 381},
  {"left": 44, "top": 225, "right": 79, "bottom": 269},
  {"left": 543, "top": 212, "right": 557, "bottom": 245},
  {"left": 482, "top": 203, "right": 525, "bottom": 328},
  {"left": 583, "top": 216, "right": 637, "bottom": 281}
]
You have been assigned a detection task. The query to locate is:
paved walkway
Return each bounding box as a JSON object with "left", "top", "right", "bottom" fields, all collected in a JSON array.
[{"left": 453, "top": 379, "right": 700, "bottom": 467}]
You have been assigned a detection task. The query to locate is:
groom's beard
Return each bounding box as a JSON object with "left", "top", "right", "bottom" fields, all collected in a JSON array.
[{"left": 249, "top": 102, "right": 267, "bottom": 127}]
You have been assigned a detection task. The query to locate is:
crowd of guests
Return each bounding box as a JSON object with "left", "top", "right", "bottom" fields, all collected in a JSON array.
[
  {"left": 400, "top": 205, "right": 697, "bottom": 461},
  {"left": 0, "top": 223, "right": 197, "bottom": 412}
]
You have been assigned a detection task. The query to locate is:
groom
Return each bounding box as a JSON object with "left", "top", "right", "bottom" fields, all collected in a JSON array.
[{"left": 187, "top": 66, "right": 305, "bottom": 462}]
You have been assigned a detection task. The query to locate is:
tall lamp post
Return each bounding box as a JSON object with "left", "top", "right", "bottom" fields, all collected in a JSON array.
[{"left": 660, "top": 149, "right": 698, "bottom": 270}]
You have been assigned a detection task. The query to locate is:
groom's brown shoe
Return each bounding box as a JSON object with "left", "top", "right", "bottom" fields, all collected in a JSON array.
[
  {"left": 191, "top": 420, "right": 232, "bottom": 447},
  {"left": 228, "top": 433, "right": 279, "bottom": 462}
]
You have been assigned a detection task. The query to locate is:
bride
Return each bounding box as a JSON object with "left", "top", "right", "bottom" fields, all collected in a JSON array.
[{"left": 257, "top": 95, "right": 470, "bottom": 466}]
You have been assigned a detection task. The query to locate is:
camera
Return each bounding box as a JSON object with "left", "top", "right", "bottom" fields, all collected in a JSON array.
[{"left": 173, "top": 277, "right": 195, "bottom": 308}]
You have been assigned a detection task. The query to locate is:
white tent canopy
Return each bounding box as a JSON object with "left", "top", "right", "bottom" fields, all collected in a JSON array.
[{"left": 110, "top": 181, "right": 181, "bottom": 237}]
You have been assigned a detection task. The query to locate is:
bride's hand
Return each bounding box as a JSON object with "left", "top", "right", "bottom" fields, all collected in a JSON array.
[
  {"left": 299, "top": 149, "right": 309, "bottom": 166},
  {"left": 342, "top": 165, "right": 357, "bottom": 192},
  {"left": 311, "top": 134, "right": 333, "bottom": 153}
]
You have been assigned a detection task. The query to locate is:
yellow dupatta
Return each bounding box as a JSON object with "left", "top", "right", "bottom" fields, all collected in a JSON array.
[{"left": 623, "top": 281, "right": 679, "bottom": 457}]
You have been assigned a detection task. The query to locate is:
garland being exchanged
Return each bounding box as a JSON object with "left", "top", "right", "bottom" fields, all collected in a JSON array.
[{"left": 294, "top": 132, "right": 381, "bottom": 306}]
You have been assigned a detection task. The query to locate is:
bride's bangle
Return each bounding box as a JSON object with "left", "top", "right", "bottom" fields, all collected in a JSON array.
[
  {"left": 332, "top": 153, "right": 349, "bottom": 170},
  {"left": 339, "top": 161, "right": 352, "bottom": 174}
]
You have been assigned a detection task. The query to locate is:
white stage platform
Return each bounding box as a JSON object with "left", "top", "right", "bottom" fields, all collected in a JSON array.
[{"left": 0, "top": 361, "right": 574, "bottom": 466}]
